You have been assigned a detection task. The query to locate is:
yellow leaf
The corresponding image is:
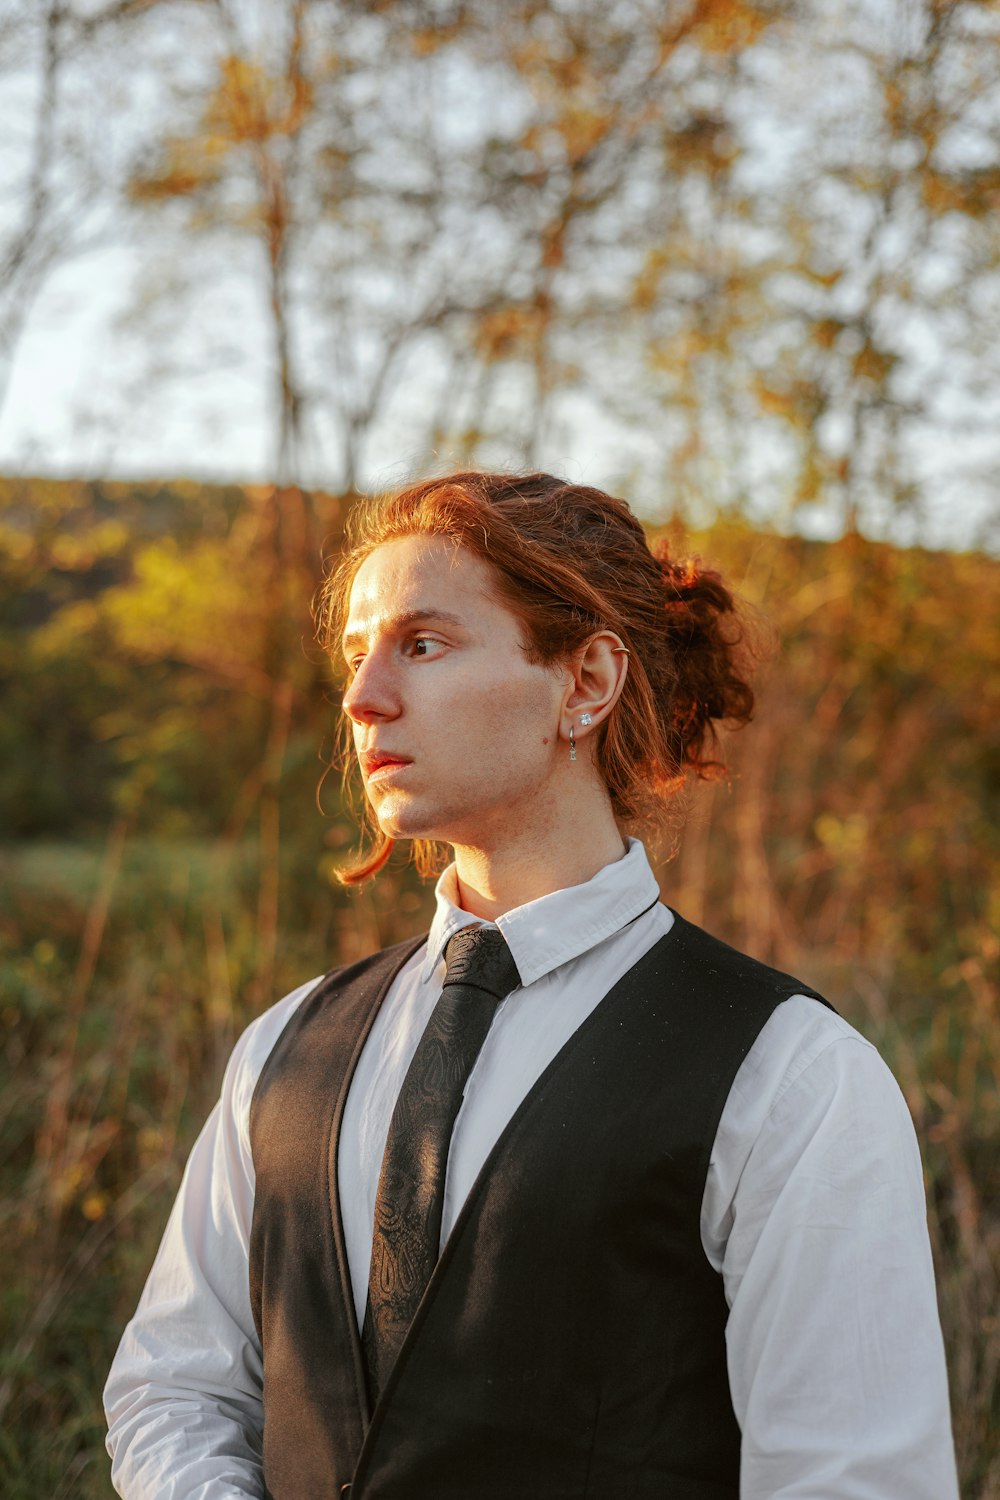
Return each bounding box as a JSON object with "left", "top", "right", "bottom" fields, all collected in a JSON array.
[
  {"left": 812, "top": 318, "right": 843, "bottom": 350},
  {"left": 696, "top": 0, "right": 769, "bottom": 55},
  {"left": 82, "top": 1192, "right": 110, "bottom": 1222}
]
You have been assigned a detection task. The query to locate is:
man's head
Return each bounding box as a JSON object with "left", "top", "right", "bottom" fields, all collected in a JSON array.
[
  {"left": 316, "top": 471, "right": 754, "bottom": 881},
  {"left": 337, "top": 528, "right": 631, "bottom": 871}
]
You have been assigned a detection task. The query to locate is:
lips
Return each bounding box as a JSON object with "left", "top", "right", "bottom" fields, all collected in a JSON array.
[{"left": 361, "top": 749, "right": 413, "bottom": 776}]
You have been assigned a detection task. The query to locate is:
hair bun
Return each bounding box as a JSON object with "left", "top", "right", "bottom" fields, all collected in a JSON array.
[{"left": 653, "top": 538, "right": 756, "bottom": 771}]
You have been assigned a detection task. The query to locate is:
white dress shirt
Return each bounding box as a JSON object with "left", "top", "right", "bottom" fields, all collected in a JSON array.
[{"left": 105, "top": 839, "right": 958, "bottom": 1500}]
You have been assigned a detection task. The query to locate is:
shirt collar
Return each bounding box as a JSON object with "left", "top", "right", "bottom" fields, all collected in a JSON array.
[{"left": 421, "top": 836, "right": 661, "bottom": 988}]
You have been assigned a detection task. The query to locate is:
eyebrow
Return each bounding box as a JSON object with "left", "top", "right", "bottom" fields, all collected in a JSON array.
[{"left": 341, "top": 608, "right": 467, "bottom": 657}]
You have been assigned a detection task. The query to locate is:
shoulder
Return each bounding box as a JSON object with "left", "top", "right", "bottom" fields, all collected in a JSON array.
[
  {"left": 665, "top": 909, "right": 828, "bottom": 1008},
  {"left": 716, "top": 996, "right": 917, "bottom": 1206},
  {"left": 704, "top": 993, "right": 923, "bottom": 1267},
  {"left": 235, "top": 935, "right": 428, "bottom": 1128},
  {"left": 659, "top": 912, "right": 909, "bottom": 1138},
  {"left": 222, "top": 974, "right": 326, "bottom": 1152},
  {"left": 724, "top": 991, "right": 915, "bottom": 1156},
  {"left": 754, "top": 996, "right": 920, "bottom": 1177},
  {"left": 727, "top": 992, "right": 887, "bottom": 1119},
  {"left": 235, "top": 936, "right": 427, "bottom": 1084}
]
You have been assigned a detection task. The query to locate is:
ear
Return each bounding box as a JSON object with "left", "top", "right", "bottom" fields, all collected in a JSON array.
[{"left": 559, "top": 632, "right": 629, "bottom": 750}]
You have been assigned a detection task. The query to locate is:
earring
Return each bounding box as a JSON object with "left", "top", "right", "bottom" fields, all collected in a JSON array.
[
  {"left": 569, "top": 725, "right": 577, "bottom": 762},
  {"left": 580, "top": 713, "right": 593, "bottom": 727}
]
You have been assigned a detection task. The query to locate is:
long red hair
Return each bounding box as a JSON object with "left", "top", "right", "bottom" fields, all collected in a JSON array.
[{"left": 314, "top": 471, "right": 757, "bottom": 882}]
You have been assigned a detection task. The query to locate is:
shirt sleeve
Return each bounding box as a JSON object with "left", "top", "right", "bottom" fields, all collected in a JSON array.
[
  {"left": 706, "top": 1000, "right": 959, "bottom": 1500},
  {"left": 104, "top": 980, "right": 318, "bottom": 1500}
]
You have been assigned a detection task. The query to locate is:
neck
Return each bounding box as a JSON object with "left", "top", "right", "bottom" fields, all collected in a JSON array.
[{"left": 451, "top": 798, "right": 628, "bottom": 921}]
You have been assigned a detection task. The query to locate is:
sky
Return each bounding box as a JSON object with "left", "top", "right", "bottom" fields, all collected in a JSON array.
[
  {"left": 1, "top": 0, "right": 997, "bottom": 556},
  {"left": 7, "top": 248, "right": 991, "bottom": 559}
]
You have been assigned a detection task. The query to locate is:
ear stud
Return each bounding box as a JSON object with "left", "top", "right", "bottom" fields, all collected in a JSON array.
[{"left": 580, "top": 713, "right": 593, "bottom": 727}]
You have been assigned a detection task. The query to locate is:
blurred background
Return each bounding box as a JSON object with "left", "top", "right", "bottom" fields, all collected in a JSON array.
[{"left": 0, "top": 1, "right": 997, "bottom": 1495}]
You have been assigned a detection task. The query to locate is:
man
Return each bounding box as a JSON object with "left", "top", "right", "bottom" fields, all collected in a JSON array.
[{"left": 105, "top": 471, "right": 958, "bottom": 1498}]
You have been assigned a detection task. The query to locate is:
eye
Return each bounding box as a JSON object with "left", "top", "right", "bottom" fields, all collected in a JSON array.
[{"left": 406, "top": 635, "right": 444, "bottom": 659}]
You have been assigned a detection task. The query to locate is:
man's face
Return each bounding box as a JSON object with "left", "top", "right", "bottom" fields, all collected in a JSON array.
[{"left": 341, "top": 534, "right": 567, "bottom": 849}]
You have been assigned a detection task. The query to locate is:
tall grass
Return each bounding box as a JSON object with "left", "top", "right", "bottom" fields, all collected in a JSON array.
[
  {"left": 0, "top": 831, "right": 431, "bottom": 1497},
  {"left": 1, "top": 495, "right": 997, "bottom": 1495},
  {"left": 3, "top": 811, "right": 997, "bottom": 1494}
]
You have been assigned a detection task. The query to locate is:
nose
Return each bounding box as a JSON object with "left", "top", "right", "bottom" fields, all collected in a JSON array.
[{"left": 342, "top": 650, "right": 401, "bottom": 727}]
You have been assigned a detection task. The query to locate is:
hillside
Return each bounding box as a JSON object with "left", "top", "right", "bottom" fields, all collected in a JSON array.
[{"left": 0, "top": 475, "right": 997, "bottom": 1496}]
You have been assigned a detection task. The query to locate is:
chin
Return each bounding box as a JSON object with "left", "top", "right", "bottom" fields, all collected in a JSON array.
[
  {"left": 372, "top": 783, "right": 501, "bottom": 846},
  {"left": 374, "top": 800, "right": 442, "bottom": 842},
  {"left": 378, "top": 805, "right": 470, "bottom": 847}
]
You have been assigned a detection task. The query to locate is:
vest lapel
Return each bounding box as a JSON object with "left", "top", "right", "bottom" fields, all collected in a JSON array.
[
  {"left": 249, "top": 932, "right": 426, "bottom": 1496},
  {"left": 352, "top": 932, "right": 677, "bottom": 1485},
  {"left": 326, "top": 935, "right": 427, "bottom": 1426}
]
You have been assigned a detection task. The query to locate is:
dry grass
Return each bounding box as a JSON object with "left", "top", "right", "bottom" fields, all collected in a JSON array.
[{"left": 1, "top": 513, "right": 997, "bottom": 1496}]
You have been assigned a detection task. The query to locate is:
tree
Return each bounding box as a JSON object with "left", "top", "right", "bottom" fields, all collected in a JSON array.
[{"left": 3, "top": 1, "right": 998, "bottom": 547}]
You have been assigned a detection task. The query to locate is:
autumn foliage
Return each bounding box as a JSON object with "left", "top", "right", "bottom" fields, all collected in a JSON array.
[
  {"left": 0, "top": 1, "right": 998, "bottom": 1495},
  {"left": 0, "top": 475, "right": 997, "bottom": 1495}
]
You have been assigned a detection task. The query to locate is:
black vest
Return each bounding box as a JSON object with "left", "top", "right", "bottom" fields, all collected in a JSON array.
[{"left": 249, "top": 912, "right": 828, "bottom": 1499}]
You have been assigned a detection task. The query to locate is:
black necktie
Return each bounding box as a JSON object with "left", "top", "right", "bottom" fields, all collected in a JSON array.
[{"left": 361, "top": 925, "right": 521, "bottom": 1404}]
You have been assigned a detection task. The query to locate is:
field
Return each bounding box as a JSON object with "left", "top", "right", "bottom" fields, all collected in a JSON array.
[{"left": 0, "top": 478, "right": 997, "bottom": 1495}]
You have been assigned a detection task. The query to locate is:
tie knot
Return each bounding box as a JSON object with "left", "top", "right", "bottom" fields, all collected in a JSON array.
[{"left": 443, "top": 926, "right": 521, "bottom": 1000}]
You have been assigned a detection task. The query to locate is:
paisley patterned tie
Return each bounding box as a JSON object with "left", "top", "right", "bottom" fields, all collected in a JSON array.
[{"left": 362, "top": 925, "right": 521, "bottom": 1405}]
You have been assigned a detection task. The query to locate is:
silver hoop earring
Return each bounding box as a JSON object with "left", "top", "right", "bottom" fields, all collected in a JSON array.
[{"left": 569, "top": 725, "right": 577, "bottom": 763}]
